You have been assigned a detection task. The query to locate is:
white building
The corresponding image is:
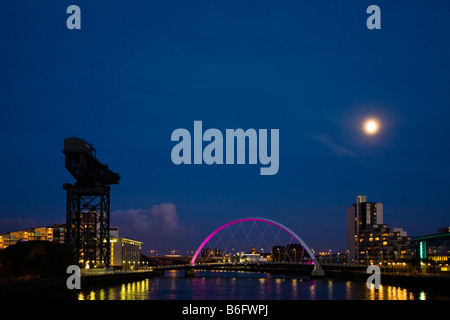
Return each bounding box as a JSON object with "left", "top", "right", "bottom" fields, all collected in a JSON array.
[
  {"left": 111, "top": 238, "right": 143, "bottom": 269},
  {"left": 229, "top": 252, "right": 267, "bottom": 263}
]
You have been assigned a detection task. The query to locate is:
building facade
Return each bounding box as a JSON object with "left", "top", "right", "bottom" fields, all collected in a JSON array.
[
  {"left": 201, "top": 248, "right": 222, "bottom": 258},
  {"left": 357, "top": 223, "right": 411, "bottom": 265},
  {"left": 347, "top": 195, "right": 383, "bottom": 263},
  {"left": 230, "top": 252, "right": 267, "bottom": 263},
  {"left": 0, "top": 225, "right": 57, "bottom": 249},
  {"left": 347, "top": 195, "right": 411, "bottom": 265},
  {"left": 110, "top": 237, "right": 143, "bottom": 270},
  {"left": 1, "top": 224, "right": 143, "bottom": 269},
  {"left": 412, "top": 227, "right": 450, "bottom": 270}
]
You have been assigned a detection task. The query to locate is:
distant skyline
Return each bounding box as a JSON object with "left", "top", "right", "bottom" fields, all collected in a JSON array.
[{"left": 1, "top": 1, "right": 450, "bottom": 255}]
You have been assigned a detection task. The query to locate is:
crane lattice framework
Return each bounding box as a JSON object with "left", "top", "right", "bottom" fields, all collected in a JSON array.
[{"left": 63, "top": 137, "right": 120, "bottom": 268}]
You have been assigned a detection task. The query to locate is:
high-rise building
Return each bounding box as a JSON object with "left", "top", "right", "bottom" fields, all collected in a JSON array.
[
  {"left": 347, "top": 195, "right": 411, "bottom": 265},
  {"left": 347, "top": 195, "right": 383, "bottom": 263}
]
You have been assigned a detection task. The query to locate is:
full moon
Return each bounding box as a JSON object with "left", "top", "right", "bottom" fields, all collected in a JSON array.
[{"left": 364, "top": 119, "right": 379, "bottom": 135}]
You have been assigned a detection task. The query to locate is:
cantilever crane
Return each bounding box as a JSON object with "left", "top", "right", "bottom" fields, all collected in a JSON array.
[{"left": 63, "top": 137, "right": 120, "bottom": 268}]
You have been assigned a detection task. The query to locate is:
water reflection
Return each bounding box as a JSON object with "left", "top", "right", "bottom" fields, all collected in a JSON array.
[
  {"left": 78, "top": 279, "right": 150, "bottom": 300},
  {"left": 419, "top": 291, "right": 427, "bottom": 300},
  {"left": 77, "top": 270, "right": 439, "bottom": 300},
  {"left": 365, "top": 284, "right": 416, "bottom": 300},
  {"left": 327, "top": 280, "right": 333, "bottom": 300},
  {"left": 309, "top": 280, "right": 316, "bottom": 300}
]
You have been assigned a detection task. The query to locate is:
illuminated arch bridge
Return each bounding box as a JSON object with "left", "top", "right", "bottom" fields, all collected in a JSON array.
[{"left": 190, "top": 217, "right": 324, "bottom": 277}]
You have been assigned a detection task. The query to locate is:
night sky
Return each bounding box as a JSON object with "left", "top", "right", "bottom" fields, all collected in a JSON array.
[{"left": 1, "top": 1, "right": 449, "bottom": 255}]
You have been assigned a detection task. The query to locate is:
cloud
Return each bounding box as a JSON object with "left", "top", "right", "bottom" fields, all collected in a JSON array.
[
  {"left": 0, "top": 204, "right": 194, "bottom": 255},
  {"left": 111, "top": 203, "right": 194, "bottom": 243},
  {"left": 313, "top": 133, "right": 355, "bottom": 157}
]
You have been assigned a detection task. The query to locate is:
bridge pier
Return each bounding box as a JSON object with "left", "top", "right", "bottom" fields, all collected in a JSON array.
[
  {"left": 310, "top": 264, "right": 326, "bottom": 279},
  {"left": 310, "top": 270, "right": 325, "bottom": 279}
]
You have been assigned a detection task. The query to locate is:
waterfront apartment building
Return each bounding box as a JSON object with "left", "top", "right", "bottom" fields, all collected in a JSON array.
[
  {"left": 347, "top": 195, "right": 383, "bottom": 263},
  {"left": 0, "top": 225, "right": 64, "bottom": 249},
  {"left": 0, "top": 224, "right": 143, "bottom": 269},
  {"left": 347, "top": 195, "right": 411, "bottom": 265}
]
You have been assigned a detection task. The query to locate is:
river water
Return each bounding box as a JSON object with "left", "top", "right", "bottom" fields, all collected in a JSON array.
[{"left": 76, "top": 270, "right": 448, "bottom": 300}]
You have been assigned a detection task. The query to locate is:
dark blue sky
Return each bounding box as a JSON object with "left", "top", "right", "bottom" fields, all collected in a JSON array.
[{"left": 1, "top": 1, "right": 449, "bottom": 254}]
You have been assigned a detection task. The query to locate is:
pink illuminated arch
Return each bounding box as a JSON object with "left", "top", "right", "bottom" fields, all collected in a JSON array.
[{"left": 190, "top": 217, "right": 324, "bottom": 275}]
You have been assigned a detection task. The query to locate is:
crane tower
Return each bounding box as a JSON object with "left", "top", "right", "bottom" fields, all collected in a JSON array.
[{"left": 63, "top": 137, "right": 120, "bottom": 268}]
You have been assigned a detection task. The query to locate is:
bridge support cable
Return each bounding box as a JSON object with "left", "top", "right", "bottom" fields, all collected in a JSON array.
[
  {"left": 253, "top": 221, "right": 269, "bottom": 251},
  {"left": 191, "top": 217, "right": 325, "bottom": 277}
]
